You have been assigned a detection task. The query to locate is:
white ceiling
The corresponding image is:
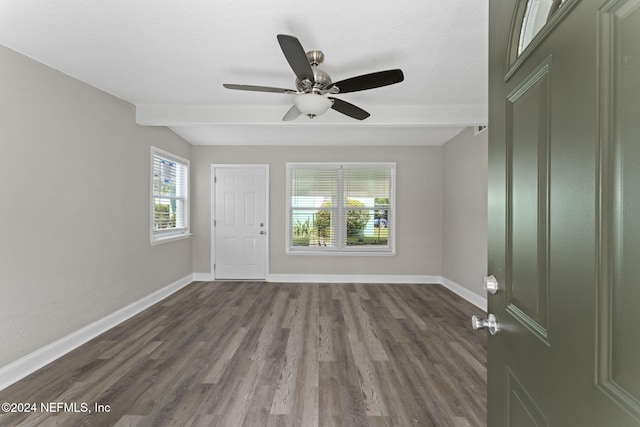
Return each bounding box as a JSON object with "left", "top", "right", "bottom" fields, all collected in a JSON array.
[{"left": 0, "top": 0, "right": 488, "bottom": 146}]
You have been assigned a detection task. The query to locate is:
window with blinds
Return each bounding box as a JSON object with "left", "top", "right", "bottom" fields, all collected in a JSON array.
[
  {"left": 287, "top": 163, "right": 395, "bottom": 254},
  {"left": 151, "top": 147, "right": 190, "bottom": 244}
]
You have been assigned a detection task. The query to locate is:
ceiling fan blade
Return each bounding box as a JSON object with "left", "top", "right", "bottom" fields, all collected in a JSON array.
[
  {"left": 282, "top": 105, "right": 302, "bottom": 121},
  {"left": 277, "top": 34, "right": 315, "bottom": 83},
  {"left": 328, "top": 97, "right": 370, "bottom": 120},
  {"left": 223, "top": 84, "right": 297, "bottom": 94},
  {"left": 331, "top": 69, "right": 404, "bottom": 94}
]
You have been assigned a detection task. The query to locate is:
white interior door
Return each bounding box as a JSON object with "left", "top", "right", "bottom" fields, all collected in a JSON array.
[{"left": 213, "top": 165, "right": 268, "bottom": 280}]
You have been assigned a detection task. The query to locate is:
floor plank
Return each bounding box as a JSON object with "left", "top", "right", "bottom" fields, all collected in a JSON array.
[{"left": 0, "top": 282, "right": 487, "bottom": 426}]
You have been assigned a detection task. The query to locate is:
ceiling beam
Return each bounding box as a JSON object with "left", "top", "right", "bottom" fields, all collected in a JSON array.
[{"left": 136, "top": 104, "right": 487, "bottom": 127}]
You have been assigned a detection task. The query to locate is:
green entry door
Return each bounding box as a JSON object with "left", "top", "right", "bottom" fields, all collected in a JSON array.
[{"left": 486, "top": 0, "right": 640, "bottom": 425}]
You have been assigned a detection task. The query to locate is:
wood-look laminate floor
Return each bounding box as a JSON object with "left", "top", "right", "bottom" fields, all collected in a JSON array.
[{"left": 0, "top": 282, "right": 487, "bottom": 427}]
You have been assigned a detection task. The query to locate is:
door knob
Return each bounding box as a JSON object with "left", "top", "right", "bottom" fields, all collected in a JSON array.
[
  {"left": 483, "top": 275, "right": 499, "bottom": 294},
  {"left": 260, "top": 230, "right": 266, "bottom": 235},
  {"left": 472, "top": 314, "right": 500, "bottom": 335}
]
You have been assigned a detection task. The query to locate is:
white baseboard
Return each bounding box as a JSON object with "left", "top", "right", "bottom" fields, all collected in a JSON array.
[
  {"left": 439, "top": 276, "right": 487, "bottom": 311},
  {"left": 267, "top": 274, "right": 441, "bottom": 284},
  {"left": 0, "top": 274, "right": 194, "bottom": 392},
  {"left": 192, "top": 272, "right": 214, "bottom": 282}
]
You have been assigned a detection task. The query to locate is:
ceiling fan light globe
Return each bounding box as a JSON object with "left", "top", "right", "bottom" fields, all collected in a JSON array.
[{"left": 294, "top": 93, "right": 332, "bottom": 117}]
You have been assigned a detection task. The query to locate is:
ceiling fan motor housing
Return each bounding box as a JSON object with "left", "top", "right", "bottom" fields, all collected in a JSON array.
[{"left": 295, "top": 50, "right": 333, "bottom": 93}]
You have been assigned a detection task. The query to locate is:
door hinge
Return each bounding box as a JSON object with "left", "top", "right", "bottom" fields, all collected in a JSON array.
[
  {"left": 214, "top": 176, "right": 217, "bottom": 183},
  {"left": 213, "top": 264, "right": 216, "bottom": 270},
  {"left": 213, "top": 219, "right": 216, "bottom": 227}
]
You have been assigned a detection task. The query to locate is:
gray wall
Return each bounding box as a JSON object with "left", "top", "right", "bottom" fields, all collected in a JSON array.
[
  {"left": 0, "top": 45, "right": 192, "bottom": 367},
  {"left": 442, "top": 127, "right": 488, "bottom": 298},
  {"left": 0, "top": 42, "right": 489, "bottom": 372},
  {"left": 192, "top": 145, "right": 443, "bottom": 277}
]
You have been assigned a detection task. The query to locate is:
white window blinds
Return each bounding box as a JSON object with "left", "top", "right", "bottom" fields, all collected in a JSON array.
[
  {"left": 151, "top": 148, "right": 190, "bottom": 243},
  {"left": 343, "top": 167, "right": 392, "bottom": 248},
  {"left": 291, "top": 167, "right": 339, "bottom": 248},
  {"left": 287, "top": 163, "right": 395, "bottom": 254}
]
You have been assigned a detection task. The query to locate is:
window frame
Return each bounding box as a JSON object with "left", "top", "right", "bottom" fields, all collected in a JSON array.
[
  {"left": 505, "top": 0, "right": 577, "bottom": 80},
  {"left": 150, "top": 147, "right": 191, "bottom": 245},
  {"left": 286, "top": 162, "right": 396, "bottom": 256}
]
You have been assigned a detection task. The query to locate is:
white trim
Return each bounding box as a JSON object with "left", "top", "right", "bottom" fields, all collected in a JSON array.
[
  {"left": 150, "top": 232, "right": 192, "bottom": 246},
  {"left": 268, "top": 274, "right": 440, "bottom": 284},
  {"left": 440, "top": 276, "right": 487, "bottom": 311},
  {"left": 192, "top": 272, "right": 215, "bottom": 282},
  {"left": 0, "top": 274, "right": 194, "bottom": 392}
]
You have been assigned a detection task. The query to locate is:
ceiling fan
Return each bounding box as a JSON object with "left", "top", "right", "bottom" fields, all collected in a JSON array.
[{"left": 223, "top": 34, "right": 404, "bottom": 121}]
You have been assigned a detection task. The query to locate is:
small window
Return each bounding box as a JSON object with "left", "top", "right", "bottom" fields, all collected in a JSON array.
[
  {"left": 517, "top": 0, "right": 567, "bottom": 55},
  {"left": 287, "top": 163, "right": 395, "bottom": 255},
  {"left": 151, "top": 147, "right": 190, "bottom": 244}
]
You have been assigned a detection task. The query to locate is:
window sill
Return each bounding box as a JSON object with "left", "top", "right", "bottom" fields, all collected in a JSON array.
[
  {"left": 286, "top": 249, "right": 396, "bottom": 256},
  {"left": 150, "top": 233, "right": 192, "bottom": 246}
]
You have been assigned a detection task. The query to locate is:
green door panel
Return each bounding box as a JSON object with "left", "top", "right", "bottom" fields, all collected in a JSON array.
[
  {"left": 596, "top": 0, "right": 640, "bottom": 422},
  {"left": 488, "top": 0, "right": 640, "bottom": 425},
  {"left": 506, "top": 60, "right": 550, "bottom": 343}
]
